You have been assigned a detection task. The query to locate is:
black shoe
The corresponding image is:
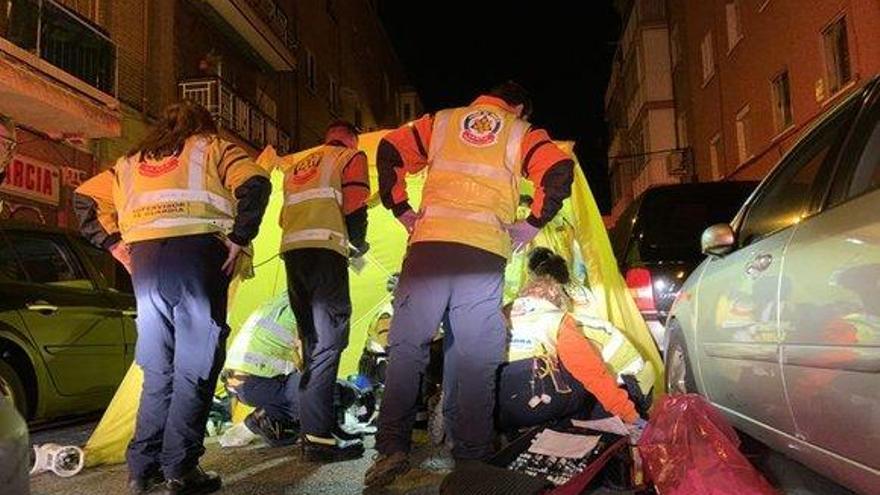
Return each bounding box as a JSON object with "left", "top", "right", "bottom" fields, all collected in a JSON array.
[
  {"left": 128, "top": 471, "right": 164, "bottom": 495},
  {"left": 244, "top": 409, "right": 300, "bottom": 448},
  {"left": 160, "top": 466, "right": 221, "bottom": 495},
  {"left": 364, "top": 452, "right": 411, "bottom": 487},
  {"left": 302, "top": 437, "right": 365, "bottom": 463}
]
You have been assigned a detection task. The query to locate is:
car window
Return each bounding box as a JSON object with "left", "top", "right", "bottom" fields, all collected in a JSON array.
[
  {"left": 739, "top": 100, "right": 859, "bottom": 245},
  {"left": 842, "top": 98, "right": 880, "bottom": 200},
  {"left": 6, "top": 232, "right": 94, "bottom": 290},
  {"left": 0, "top": 234, "right": 25, "bottom": 282},
  {"left": 76, "top": 238, "right": 133, "bottom": 294}
]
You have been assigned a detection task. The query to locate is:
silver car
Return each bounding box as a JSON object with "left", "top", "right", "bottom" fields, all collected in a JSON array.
[{"left": 666, "top": 76, "right": 880, "bottom": 495}]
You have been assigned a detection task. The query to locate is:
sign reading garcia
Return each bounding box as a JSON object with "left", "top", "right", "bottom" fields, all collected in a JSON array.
[{"left": 0, "top": 155, "right": 61, "bottom": 205}]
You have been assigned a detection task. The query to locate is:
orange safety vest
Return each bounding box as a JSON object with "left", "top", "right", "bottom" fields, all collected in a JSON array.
[
  {"left": 113, "top": 136, "right": 234, "bottom": 243},
  {"left": 410, "top": 104, "right": 530, "bottom": 259},
  {"left": 279, "top": 145, "right": 360, "bottom": 256}
]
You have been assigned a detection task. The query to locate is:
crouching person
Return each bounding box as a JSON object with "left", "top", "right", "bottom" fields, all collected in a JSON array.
[
  {"left": 222, "top": 294, "right": 365, "bottom": 451},
  {"left": 499, "top": 276, "right": 647, "bottom": 431}
]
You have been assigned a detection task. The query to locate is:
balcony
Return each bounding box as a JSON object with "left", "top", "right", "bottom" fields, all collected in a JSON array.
[
  {"left": 180, "top": 77, "right": 291, "bottom": 154},
  {"left": 199, "top": 0, "right": 297, "bottom": 71},
  {"left": 0, "top": 0, "right": 120, "bottom": 138}
]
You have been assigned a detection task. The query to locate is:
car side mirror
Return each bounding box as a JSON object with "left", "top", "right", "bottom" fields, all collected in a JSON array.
[{"left": 701, "top": 223, "right": 735, "bottom": 256}]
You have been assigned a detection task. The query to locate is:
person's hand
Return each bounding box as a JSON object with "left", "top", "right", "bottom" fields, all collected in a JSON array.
[
  {"left": 397, "top": 209, "right": 418, "bottom": 234},
  {"left": 109, "top": 242, "right": 132, "bottom": 274},
  {"left": 350, "top": 241, "right": 370, "bottom": 259},
  {"left": 222, "top": 238, "right": 244, "bottom": 277},
  {"left": 507, "top": 221, "right": 540, "bottom": 253},
  {"left": 627, "top": 417, "right": 648, "bottom": 444}
]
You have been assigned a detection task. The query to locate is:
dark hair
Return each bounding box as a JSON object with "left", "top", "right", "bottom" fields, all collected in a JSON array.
[
  {"left": 326, "top": 120, "right": 359, "bottom": 139},
  {"left": 489, "top": 81, "right": 532, "bottom": 118},
  {"left": 528, "top": 248, "right": 570, "bottom": 285},
  {"left": 128, "top": 100, "right": 217, "bottom": 159}
]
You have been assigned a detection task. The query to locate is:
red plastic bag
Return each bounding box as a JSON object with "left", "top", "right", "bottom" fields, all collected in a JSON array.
[{"left": 638, "top": 394, "right": 777, "bottom": 495}]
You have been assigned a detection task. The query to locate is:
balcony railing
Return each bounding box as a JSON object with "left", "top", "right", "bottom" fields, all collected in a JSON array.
[
  {"left": 0, "top": 0, "right": 116, "bottom": 96},
  {"left": 244, "top": 0, "right": 297, "bottom": 52},
  {"left": 180, "top": 77, "right": 290, "bottom": 154}
]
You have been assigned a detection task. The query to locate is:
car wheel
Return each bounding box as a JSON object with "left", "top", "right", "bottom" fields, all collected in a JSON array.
[
  {"left": 0, "top": 358, "right": 28, "bottom": 417},
  {"left": 665, "top": 324, "right": 697, "bottom": 394}
]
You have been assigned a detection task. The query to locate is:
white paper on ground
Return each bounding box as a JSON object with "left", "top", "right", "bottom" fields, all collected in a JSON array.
[
  {"left": 570, "top": 416, "right": 629, "bottom": 436},
  {"left": 527, "top": 429, "right": 600, "bottom": 459}
]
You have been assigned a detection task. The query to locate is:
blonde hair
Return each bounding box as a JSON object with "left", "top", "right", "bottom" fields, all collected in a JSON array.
[{"left": 518, "top": 275, "right": 572, "bottom": 311}]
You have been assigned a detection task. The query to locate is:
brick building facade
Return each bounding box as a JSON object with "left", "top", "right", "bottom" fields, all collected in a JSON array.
[
  {"left": 606, "top": 0, "right": 880, "bottom": 222},
  {"left": 669, "top": 0, "right": 880, "bottom": 182},
  {"left": 0, "top": 0, "right": 419, "bottom": 227}
]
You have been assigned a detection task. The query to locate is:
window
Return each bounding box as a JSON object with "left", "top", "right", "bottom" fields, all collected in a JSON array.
[
  {"left": 677, "top": 112, "right": 689, "bottom": 148},
  {"left": 823, "top": 16, "right": 852, "bottom": 95},
  {"left": 0, "top": 236, "right": 24, "bottom": 282},
  {"left": 670, "top": 24, "right": 681, "bottom": 69},
  {"left": 306, "top": 49, "right": 317, "bottom": 93},
  {"left": 255, "top": 88, "right": 277, "bottom": 120},
  {"left": 354, "top": 107, "right": 363, "bottom": 130},
  {"left": 735, "top": 105, "right": 752, "bottom": 164},
  {"left": 700, "top": 32, "right": 715, "bottom": 84},
  {"left": 738, "top": 98, "right": 860, "bottom": 244},
  {"left": 771, "top": 71, "right": 793, "bottom": 133},
  {"left": 830, "top": 93, "right": 880, "bottom": 201},
  {"left": 6, "top": 232, "right": 92, "bottom": 289},
  {"left": 329, "top": 76, "right": 340, "bottom": 113},
  {"left": 725, "top": 1, "right": 743, "bottom": 52},
  {"left": 710, "top": 134, "right": 723, "bottom": 180}
]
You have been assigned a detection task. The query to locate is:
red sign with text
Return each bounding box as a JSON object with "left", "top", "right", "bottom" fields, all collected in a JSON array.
[{"left": 0, "top": 155, "right": 60, "bottom": 205}]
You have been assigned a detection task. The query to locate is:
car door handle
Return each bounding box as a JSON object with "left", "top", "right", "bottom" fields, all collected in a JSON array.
[
  {"left": 120, "top": 309, "right": 137, "bottom": 318},
  {"left": 745, "top": 254, "right": 773, "bottom": 277},
  {"left": 27, "top": 301, "right": 59, "bottom": 314}
]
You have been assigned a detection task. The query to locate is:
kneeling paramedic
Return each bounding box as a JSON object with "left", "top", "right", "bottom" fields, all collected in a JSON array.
[
  {"left": 74, "top": 101, "right": 271, "bottom": 495},
  {"left": 221, "top": 294, "right": 370, "bottom": 447},
  {"left": 501, "top": 274, "right": 649, "bottom": 431},
  {"left": 366, "top": 82, "right": 575, "bottom": 487},
  {"left": 275, "top": 120, "right": 370, "bottom": 462}
]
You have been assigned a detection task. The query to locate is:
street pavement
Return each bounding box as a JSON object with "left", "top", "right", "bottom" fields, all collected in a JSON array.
[{"left": 28, "top": 420, "right": 857, "bottom": 495}]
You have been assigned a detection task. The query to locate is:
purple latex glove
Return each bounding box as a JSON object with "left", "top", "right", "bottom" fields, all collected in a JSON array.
[
  {"left": 507, "top": 220, "right": 540, "bottom": 253},
  {"left": 397, "top": 209, "right": 418, "bottom": 234}
]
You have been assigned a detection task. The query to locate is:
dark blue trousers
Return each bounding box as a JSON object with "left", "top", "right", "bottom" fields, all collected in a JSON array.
[
  {"left": 376, "top": 242, "right": 507, "bottom": 460},
  {"left": 234, "top": 373, "right": 301, "bottom": 422},
  {"left": 282, "top": 248, "right": 351, "bottom": 439},
  {"left": 127, "top": 235, "right": 230, "bottom": 479},
  {"left": 496, "top": 359, "right": 594, "bottom": 431}
]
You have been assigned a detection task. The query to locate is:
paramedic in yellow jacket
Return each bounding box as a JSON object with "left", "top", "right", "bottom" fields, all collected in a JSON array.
[
  {"left": 278, "top": 120, "right": 370, "bottom": 462},
  {"left": 366, "top": 82, "right": 575, "bottom": 487},
  {"left": 500, "top": 275, "right": 646, "bottom": 429},
  {"left": 74, "top": 101, "right": 270, "bottom": 495}
]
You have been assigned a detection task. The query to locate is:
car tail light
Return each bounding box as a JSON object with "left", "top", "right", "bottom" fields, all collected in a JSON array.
[{"left": 626, "top": 268, "right": 656, "bottom": 312}]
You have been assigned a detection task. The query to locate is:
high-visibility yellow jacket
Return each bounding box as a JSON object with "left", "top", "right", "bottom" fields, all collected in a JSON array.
[
  {"left": 76, "top": 136, "right": 268, "bottom": 244},
  {"left": 225, "top": 294, "right": 301, "bottom": 378},
  {"left": 410, "top": 104, "right": 531, "bottom": 258},
  {"left": 278, "top": 145, "right": 366, "bottom": 256},
  {"left": 507, "top": 297, "right": 653, "bottom": 419}
]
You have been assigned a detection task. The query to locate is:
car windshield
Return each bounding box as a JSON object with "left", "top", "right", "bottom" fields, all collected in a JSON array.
[{"left": 640, "top": 184, "right": 756, "bottom": 261}]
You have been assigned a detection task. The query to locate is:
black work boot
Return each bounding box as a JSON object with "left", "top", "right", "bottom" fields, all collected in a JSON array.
[
  {"left": 128, "top": 470, "right": 164, "bottom": 495},
  {"left": 244, "top": 409, "right": 300, "bottom": 448},
  {"left": 364, "top": 451, "right": 411, "bottom": 487},
  {"left": 160, "top": 466, "right": 221, "bottom": 495},
  {"left": 301, "top": 433, "right": 365, "bottom": 463}
]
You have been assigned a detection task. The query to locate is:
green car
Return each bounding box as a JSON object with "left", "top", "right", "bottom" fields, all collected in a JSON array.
[{"left": 0, "top": 221, "right": 135, "bottom": 423}]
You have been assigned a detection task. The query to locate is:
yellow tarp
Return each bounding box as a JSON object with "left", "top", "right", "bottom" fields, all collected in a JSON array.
[{"left": 83, "top": 131, "right": 663, "bottom": 466}]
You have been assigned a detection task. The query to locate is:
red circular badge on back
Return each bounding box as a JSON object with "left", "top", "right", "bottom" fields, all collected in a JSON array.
[
  {"left": 460, "top": 110, "right": 503, "bottom": 147},
  {"left": 287, "top": 152, "right": 321, "bottom": 187},
  {"left": 138, "top": 156, "right": 180, "bottom": 177}
]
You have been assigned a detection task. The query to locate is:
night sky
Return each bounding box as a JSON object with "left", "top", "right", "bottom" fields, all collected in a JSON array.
[{"left": 378, "top": 2, "right": 622, "bottom": 212}]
